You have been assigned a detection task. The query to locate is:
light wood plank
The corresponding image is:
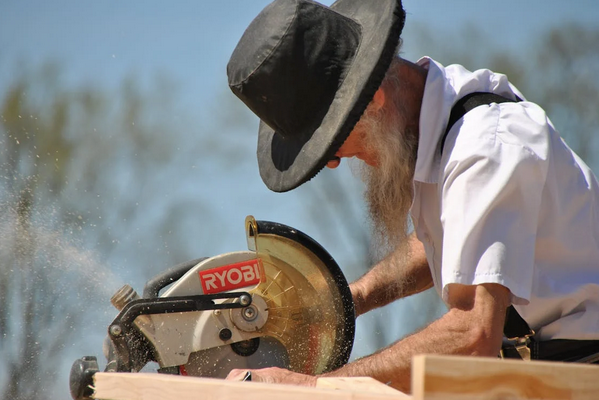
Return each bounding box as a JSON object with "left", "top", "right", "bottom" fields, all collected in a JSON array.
[
  {"left": 412, "top": 354, "right": 599, "bottom": 400},
  {"left": 316, "top": 377, "right": 410, "bottom": 397},
  {"left": 93, "top": 372, "right": 409, "bottom": 400}
]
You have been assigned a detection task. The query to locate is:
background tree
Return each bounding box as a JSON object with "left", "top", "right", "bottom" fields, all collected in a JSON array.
[
  {"left": 0, "top": 64, "right": 237, "bottom": 399},
  {"left": 406, "top": 23, "right": 599, "bottom": 169},
  {"left": 0, "top": 64, "right": 82, "bottom": 400},
  {"left": 532, "top": 24, "right": 599, "bottom": 167}
]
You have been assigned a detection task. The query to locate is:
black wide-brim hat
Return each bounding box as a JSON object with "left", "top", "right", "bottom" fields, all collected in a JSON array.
[{"left": 228, "top": 0, "right": 405, "bottom": 192}]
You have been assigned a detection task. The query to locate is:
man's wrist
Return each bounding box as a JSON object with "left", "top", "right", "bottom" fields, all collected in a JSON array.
[{"left": 349, "top": 282, "right": 367, "bottom": 317}]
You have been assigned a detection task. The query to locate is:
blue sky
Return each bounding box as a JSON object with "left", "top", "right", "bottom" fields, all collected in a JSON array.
[{"left": 2, "top": 0, "right": 598, "bottom": 107}]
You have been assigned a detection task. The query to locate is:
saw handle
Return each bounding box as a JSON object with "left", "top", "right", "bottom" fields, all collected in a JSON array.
[
  {"left": 69, "top": 356, "right": 99, "bottom": 400},
  {"left": 106, "top": 292, "right": 252, "bottom": 373}
]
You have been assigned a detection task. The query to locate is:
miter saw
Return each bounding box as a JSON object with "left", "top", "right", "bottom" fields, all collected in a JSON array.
[{"left": 69, "top": 216, "right": 355, "bottom": 400}]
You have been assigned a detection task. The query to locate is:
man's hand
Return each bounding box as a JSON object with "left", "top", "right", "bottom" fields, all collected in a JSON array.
[
  {"left": 321, "top": 282, "right": 512, "bottom": 392},
  {"left": 226, "top": 367, "right": 317, "bottom": 386}
]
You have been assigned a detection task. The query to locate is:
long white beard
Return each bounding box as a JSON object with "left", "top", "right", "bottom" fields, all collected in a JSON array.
[{"left": 358, "top": 103, "right": 418, "bottom": 258}]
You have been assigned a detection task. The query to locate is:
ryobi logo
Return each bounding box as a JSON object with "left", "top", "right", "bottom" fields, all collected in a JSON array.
[{"left": 198, "top": 259, "right": 265, "bottom": 294}]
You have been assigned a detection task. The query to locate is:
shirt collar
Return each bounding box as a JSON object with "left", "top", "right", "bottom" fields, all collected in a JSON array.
[{"left": 413, "top": 57, "right": 457, "bottom": 184}]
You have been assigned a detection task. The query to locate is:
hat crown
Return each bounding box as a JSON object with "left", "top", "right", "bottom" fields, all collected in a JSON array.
[{"left": 227, "top": 0, "right": 361, "bottom": 141}]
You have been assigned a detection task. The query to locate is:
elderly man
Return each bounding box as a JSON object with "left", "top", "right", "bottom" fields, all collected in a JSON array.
[{"left": 225, "top": 0, "right": 599, "bottom": 392}]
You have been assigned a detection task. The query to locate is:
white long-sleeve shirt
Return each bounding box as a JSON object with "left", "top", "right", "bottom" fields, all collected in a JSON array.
[{"left": 411, "top": 57, "right": 599, "bottom": 340}]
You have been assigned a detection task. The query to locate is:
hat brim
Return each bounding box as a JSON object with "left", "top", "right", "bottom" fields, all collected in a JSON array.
[{"left": 256, "top": 0, "right": 404, "bottom": 192}]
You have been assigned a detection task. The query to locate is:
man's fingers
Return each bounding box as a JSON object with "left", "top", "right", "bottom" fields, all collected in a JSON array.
[
  {"left": 227, "top": 367, "right": 316, "bottom": 386},
  {"left": 226, "top": 369, "right": 250, "bottom": 381}
]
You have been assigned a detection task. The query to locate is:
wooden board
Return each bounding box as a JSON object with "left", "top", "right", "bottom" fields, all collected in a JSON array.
[
  {"left": 92, "top": 355, "right": 599, "bottom": 400},
  {"left": 412, "top": 354, "right": 599, "bottom": 400},
  {"left": 93, "top": 372, "right": 410, "bottom": 400},
  {"left": 316, "top": 377, "right": 410, "bottom": 397}
]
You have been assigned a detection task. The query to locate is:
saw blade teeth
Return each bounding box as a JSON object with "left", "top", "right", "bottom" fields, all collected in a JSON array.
[
  {"left": 265, "top": 321, "right": 289, "bottom": 337},
  {"left": 267, "top": 304, "right": 302, "bottom": 311},
  {"left": 268, "top": 315, "right": 290, "bottom": 321},
  {"left": 262, "top": 270, "right": 282, "bottom": 293},
  {"left": 269, "top": 285, "right": 295, "bottom": 301}
]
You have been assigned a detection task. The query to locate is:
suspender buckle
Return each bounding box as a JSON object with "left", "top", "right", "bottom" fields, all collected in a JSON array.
[
  {"left": 513, "top": 336, "right": 533, "bottom": 361},
  {"left": 501, "top": 330, "right": 535, "bottom": 361}
]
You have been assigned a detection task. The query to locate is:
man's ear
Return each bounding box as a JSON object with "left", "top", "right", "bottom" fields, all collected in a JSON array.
[{"left": 372, "top": 88, "right": 386, "bottom": 110}]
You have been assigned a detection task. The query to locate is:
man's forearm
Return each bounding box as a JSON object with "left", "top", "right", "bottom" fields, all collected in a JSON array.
[
  {"left": 325, "top": 284, "right": 510, "bottom": 393},
  {"left": 351, "top": 233, "right": 433, "bottom": 316},
  {"left": 323, "top": 312, "right": 469, "bottom": 392}
]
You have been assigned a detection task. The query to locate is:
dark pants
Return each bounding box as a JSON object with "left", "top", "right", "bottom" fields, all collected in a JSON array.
[{"left": 502, "top": 339, "right": 599, "bottom": 363}]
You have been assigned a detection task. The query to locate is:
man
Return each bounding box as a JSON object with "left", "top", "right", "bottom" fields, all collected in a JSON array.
[{"left": 225, "top": 0, "right": 599, "bottom": 393}]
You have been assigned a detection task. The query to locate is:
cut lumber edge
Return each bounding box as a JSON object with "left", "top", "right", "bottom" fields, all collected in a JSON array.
[
  {"left": 93, "top": 372, "right": 410, "bottom": 400},
  {"left": 412, "top": 354, "right": 599, "bottom": 400},
  {"left": 316, "top": 376, "right": 410, "bottom": 397}
]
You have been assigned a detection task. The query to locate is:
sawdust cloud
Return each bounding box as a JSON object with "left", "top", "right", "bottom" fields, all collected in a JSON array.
[{"left": 0, "top": 202, "right": 124, "bottom": 300}]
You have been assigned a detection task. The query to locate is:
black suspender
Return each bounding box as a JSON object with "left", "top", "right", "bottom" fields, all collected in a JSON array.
[
  {"left": 441, "top": 92, "right": 534, "bottom": 341},
  {"left": 441, "top": 92, "right": 520, "bottom": 153},
  {"left": 504, "top": 303, "right": 534, "bottom": 340}
]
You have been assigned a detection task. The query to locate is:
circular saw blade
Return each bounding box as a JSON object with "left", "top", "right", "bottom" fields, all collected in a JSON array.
[
  {"left": 247, "top": 218, "right": 355, "bottom": 375},
  {"left": 182, "top": 217, "right": 355, "bottom": 377}
]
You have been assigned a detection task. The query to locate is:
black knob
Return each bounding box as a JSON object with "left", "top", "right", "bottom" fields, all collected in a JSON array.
[
  {"left": 69, "top": 356, "right": 99, "bottom": 400},
  {"left": 219, "top": 328, "right": 233, "bottom": 341}
]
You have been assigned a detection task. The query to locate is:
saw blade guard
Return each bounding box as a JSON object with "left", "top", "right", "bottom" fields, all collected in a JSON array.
[
  {"left": 241, "top": 215, "right": 355, "bottom": 374},
  {"left": 154, "top": 216, "right": 355, "bottom": 377}
]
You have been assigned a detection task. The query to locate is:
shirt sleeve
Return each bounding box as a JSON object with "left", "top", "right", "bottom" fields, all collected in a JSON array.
[{"left": 439, "top": 102, "right": 551, "bottom": 305}]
